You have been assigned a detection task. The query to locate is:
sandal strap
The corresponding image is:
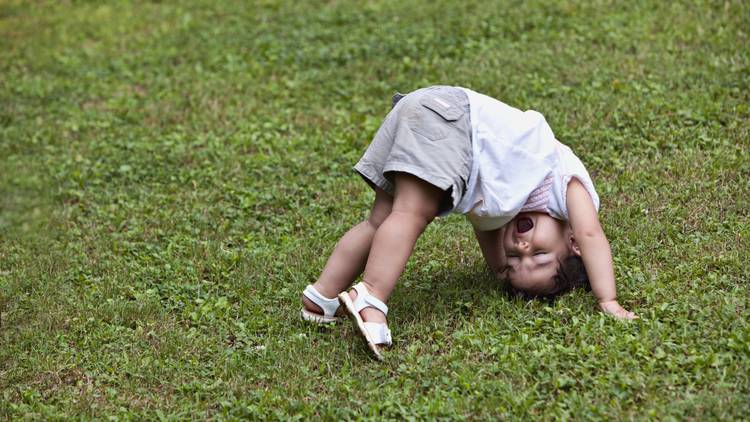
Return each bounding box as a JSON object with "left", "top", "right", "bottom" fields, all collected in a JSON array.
[
  {"left": 302, "top": 285, "right": 340, "bottom": 318},
  {"left": 352, "top": 282, "right": 389, "bottom": 316},
  {"left": 363, "top": 322, "right": 392, "bottom": 346}
]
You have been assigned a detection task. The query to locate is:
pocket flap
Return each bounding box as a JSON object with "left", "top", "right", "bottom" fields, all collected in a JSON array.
[{"left": 419, "top": 95, "right": 464, "bottom": 121}]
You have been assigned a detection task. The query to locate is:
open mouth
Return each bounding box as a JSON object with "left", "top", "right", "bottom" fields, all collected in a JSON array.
[{"left": 516, "top": 216, "right": 533, "bottom": 233}]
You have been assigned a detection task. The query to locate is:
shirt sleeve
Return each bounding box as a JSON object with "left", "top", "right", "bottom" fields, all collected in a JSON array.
[{"left": 547, "top": 145, "right": 600, "bottom": 221}]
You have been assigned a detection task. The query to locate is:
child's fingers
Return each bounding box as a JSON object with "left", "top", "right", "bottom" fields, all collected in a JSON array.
[
  {"left": 617, "top": 309, "right": 637, "bottom": 320},
  {"left": 600, "top": 301, "right": 638, "bottom": 320}
]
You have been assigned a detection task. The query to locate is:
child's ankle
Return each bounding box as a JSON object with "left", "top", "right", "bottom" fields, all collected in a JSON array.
[{"left": 301, "top": 294, "right": 323, "bottom": 314}]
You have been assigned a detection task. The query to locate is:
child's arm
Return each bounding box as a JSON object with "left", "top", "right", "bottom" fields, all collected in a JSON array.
[
  {"left": 566, "top": 179, "right": 637, "bottom": 319},
  {"left": 473, "top": 226, "right": 507, "bottom": 279}
]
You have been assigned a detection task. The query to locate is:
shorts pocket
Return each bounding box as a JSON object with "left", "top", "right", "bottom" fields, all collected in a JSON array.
[
  {"left": 419, "top": 95, "right": 465, "bottom": 121},
  {"left": 408, "top": 94, "right": 465, "bottom": 141}
]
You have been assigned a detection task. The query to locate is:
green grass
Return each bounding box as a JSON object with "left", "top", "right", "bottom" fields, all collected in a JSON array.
[{"left": 1, "top": 0, "right": 748, "bottom": 419}]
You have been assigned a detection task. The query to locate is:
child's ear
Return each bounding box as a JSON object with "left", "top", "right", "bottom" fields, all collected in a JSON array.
[{"left": 568, "top": 234, "right": 582, "bottom": 256}]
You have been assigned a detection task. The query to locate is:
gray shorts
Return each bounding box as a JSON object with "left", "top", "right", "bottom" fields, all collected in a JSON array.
[{"left": 353, "top": 86, "right": 472, "bottom": 216}]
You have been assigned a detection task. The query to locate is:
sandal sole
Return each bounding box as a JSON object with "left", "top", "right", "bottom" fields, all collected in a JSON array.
[
  {"left": 300, "top": 308, "right": 340, "bottom": 324},
  {"left": 338, "top": 292, "right": 384, "bottom": 361}
]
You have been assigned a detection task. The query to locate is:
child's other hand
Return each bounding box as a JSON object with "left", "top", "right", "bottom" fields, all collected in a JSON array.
[{"left": 599, "top": 300, "right": 638, "bottom": 320}]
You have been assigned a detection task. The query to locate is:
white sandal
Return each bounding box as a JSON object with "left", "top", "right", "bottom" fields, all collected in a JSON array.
[
  {"left": 300, "top": 285, "right": 341, "bottom": 323},
  {"left": 338, "top": 282, "right": 392, "bottom": 361}
]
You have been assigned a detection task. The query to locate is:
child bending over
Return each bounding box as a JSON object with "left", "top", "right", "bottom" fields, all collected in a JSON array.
[{"left": 300, "top": 86, "right": 637, "bottom": 360}]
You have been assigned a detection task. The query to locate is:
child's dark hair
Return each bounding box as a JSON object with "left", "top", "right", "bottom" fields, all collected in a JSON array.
[{"left": 505, "top": 255, "right": 591, "bottom": 302}]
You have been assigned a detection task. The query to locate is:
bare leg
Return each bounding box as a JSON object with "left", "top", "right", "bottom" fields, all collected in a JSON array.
[
  {"left": 348, "top": 172, "right": 443, "bottom": 324},
  {"left": 302, "top": 187, "right": 393, "bottom": 314}
]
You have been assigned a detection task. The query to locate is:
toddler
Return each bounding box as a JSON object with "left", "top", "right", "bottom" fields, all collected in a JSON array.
[{"left": 300, "top": 86, "right": 637, "bottom": 360}]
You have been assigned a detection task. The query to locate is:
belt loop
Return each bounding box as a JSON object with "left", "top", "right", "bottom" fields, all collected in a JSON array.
[{"left": 391, "top": 92, "right": 406, "bottom": 109}]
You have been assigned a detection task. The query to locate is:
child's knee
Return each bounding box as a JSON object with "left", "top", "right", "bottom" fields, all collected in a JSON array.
[
  {"left": 391, "top": 197, "right": 439, "bottom": 226},
  {"left": 367, "top": 212, "right": 389, "bottom": 229},
  {"left": 367, "top": 186, "right": 394, "bottom": 229},
  {"left": 389, "top": 209, "right": 434, "bottom": 230}
]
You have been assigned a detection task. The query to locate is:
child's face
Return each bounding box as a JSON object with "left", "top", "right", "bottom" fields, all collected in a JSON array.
[{"left": 502, "top": 212, "right": 577, "bottom": 295}]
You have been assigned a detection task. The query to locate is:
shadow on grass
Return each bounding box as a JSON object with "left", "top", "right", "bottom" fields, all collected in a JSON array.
[{"left": 387, "top": 264, "right": 508, "bottom": 326}]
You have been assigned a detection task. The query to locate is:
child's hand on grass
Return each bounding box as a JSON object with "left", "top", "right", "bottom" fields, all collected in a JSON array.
[{"left": 599, "top": 300, "right": 638, "bottom": 320}]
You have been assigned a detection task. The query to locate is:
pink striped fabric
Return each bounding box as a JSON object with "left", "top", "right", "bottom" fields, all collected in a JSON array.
[{"left": 519, "top": 174, "right": 553, "bottom": 213}]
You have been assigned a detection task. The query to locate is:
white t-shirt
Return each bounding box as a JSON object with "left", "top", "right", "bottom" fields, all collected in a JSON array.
[{"left": 456, "top": 88, "right": 600, "bottom": 231}]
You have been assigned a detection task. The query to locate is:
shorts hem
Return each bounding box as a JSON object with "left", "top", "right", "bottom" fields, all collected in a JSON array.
[
  {"left": 382, "top": 162, "right": 454, "bottom": 191},
  {"left": 354, "top": 161, "right": 464, "bottom": 217},
  {"left": 383, "top": 162, "right": 460, "bottom": 216},
  {"left": 353, "top": 162, "right": 395, "bottom": 194}
]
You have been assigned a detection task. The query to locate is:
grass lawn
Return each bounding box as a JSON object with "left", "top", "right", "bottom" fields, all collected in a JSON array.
[{"left": 1, "top": 0, "right": 748, "bottom": 419}]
